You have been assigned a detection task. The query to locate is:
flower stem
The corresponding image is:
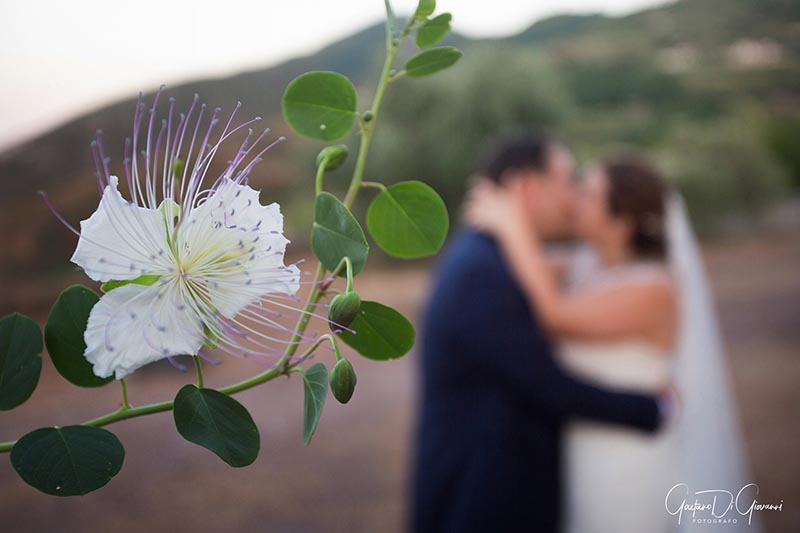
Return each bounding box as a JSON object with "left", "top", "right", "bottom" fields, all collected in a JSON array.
[
  {"left": 0, "top": 10, "right": 404, "bottom": 455},
  {"left": 192, "top": 355, "right": 204, "bottom": 389},
  {"left": 120, "top": 378, "right": 131, "bottom": 409}
]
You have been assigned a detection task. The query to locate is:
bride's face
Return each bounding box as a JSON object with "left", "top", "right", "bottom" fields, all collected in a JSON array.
[{"left": 576, "top": 166, "right": 626, "bottom": 246}]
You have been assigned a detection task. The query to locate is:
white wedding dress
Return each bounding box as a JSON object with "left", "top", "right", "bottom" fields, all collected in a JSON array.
[
  {"left": 558, "top": 261, "right": 681, "bottom": 533},
  {"left": 556, "top": 195, "right": 759, "bottom": 533}
]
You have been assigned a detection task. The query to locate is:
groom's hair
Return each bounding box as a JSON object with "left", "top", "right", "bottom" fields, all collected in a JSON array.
[{"left": 482, "top": 132, "right": 557, "bottom": 184}]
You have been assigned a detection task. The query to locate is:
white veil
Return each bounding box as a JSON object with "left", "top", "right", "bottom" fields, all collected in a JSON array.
[{"left": 667, "top": 194, "right": 762, "bottom": 532}]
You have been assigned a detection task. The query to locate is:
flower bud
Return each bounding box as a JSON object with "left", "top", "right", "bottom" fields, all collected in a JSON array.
[
  {"left": 362, "top": 110, "right": 374, "bottom": 123},
  {"left": 328, "top": 291, "right": 361, "bottom": 329},
  {"left": 330, "top": 358, "right": 357, "bottom": 404},
  {"left": 316, "top": 144, "right": 349, "bottom": 171}
]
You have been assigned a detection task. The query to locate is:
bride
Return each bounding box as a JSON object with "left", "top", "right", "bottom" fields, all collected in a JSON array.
[{"left": 465, "top": 153, "right": 757, "bottom": 533}]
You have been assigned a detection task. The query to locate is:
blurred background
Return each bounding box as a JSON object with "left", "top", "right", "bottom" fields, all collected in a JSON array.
[{"left": 0, "top": 0, "right": 798, "bottom": 531}]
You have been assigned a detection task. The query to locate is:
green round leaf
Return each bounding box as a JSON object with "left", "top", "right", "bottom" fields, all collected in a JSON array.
[
  {"left": 282, "top": 71, "right": 357, "bottom": 141},
  {"left": 0, "top": 313, "right": 42, "bottom": 410},
  {"left": 414, "top": 0, "right": 436, "bottom": 19},
  {"left": 416, "top": 13, "right": 452, "bottom": 48},
  {"left": 301, "top": 363, "right": 328, "bottom": 446},
  {"left": 312, "top": 192, "right": 369, "bottom": 275},
  {"left": 366, "top": 181, "right": 449, "bottom": 259},
  {"left": 45, "top": 285, "right": 113, "bottom": 388},
  {"left": 11, "top": 425, "right": 124, "bottom": 496},
  {"left": 337, "top": 301, "right": 415, "bottom": 360},
  {"left": 173, "top": 385, "right": 260, "bottom": 467},
  {"left": 404, "top": 47, "right": 462, "bottom": 78}
]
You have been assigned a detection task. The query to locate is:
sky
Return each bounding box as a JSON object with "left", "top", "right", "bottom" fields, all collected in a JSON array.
[{"left": 0, "top": 0, "right": 667, "bottom": 150}]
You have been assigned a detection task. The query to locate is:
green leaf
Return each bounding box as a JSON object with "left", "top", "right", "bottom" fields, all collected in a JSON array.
[
  {"left": 337, "top": 301, "right": 415, "bottom": 360},
  {"left": 366, "top": 181, "right": 449, "bottom": 258},
  {"left": 404, "top": 47, "right": 462, "bottom": 78},
  {"left": 416, "top": 13, "right": 452, "bottom": 48},
  {"left": 0, "top": 313, "right": 42, "bottom": 410},
  {"left": 414, "top": 0, "right": 436, "bottom": 19},
  {"left": 173, "top": 385, "right": 260, "bottom": 467},
  {"left": 11, "top": 425, "right": 124, "bottom": 496},
  {"left": 100, "top": 274, "right": 160, "bottom": 293},
  {"left": 311, "top": 192, "right": 369, "bottom": 275},
  {"left": 301, "top": 363, "right": 328, "bottom": 446},
  {"left": 45, "top": 285, "right": 113, "bottom": 388},
  {"left": 282, "top": 71, "right": 357, "bottom": 141}
]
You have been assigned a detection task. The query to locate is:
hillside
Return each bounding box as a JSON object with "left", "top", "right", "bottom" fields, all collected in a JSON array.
[{"left": 1, "top": 0, "right": 798, "bottom": 279}]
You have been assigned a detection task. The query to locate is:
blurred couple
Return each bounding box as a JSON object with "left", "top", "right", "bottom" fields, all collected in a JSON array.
[{"left": 412, "top": 134, "right": 756, "bottom": 533}]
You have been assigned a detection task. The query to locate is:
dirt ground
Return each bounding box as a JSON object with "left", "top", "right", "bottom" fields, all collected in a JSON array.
[{"left": 0, "top": 228, "right": 798, "bottom": 533}]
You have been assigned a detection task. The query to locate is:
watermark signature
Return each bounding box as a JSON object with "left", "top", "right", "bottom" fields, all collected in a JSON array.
[{"left": 665, "top": 483, "right": 783, "bottom": 525}]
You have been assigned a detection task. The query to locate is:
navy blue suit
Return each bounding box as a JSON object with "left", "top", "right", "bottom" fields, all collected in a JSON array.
[{"left": 412, "top": 229, "right": 660, "bottom": 533}]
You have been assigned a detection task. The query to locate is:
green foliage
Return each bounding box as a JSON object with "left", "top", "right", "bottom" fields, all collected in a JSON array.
[
  {"left": 11, "top": 426, "right": 124, "bottom": 496},
  {"left": 338, "top": 301, "right": 415, "bottom": 360},
  {"left": 414, "top": 0, "right": 436, "bottom": 19},
  {"left": 0, "top": 313, "right": 42, "bottom": 410},
  {"left": 561, "top": 60, "right": 685, "bottom": 109},
  {"left": 173, "top": 384, "right": 260, "bottom": 467},
  {"left": 657, "top": 117, "right": 790, "bottom": 234},
  {"left": 328, "top": 291, "right": 361, "bottom": 329},
  {"left": 301, "top": 363, "right": 328, "bottom": 445},
  {"left": 366, "top": 181, "right": 449, "bottom": 258},
  {"left": 330, "top": 358, "right": 357, "bottom": 404},
  {"left": 312, "top": 192, "right": 369, "bottom": 275},
  {"left": 282, "top": 71, "right": 357, "bottom": 141},
  {"left": 0, "top": 0, "right": 454, "bottom": 496},
  {"left": 765, "top": 113, "right": 800, "bottom": 188},
  {"left": 404, "top": 47, "right": 462, "bottom": 78},
  {"left": 416, "top": 13, "right": 452, "bottom": 48},
  {"left": 45, "top": 285, "right": 113, "bottom": 387}
]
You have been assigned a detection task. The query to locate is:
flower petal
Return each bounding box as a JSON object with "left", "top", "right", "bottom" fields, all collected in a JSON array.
[
  {"left": 84, "top": 282, "right": 205, "bottom": 378},
  {"left": 179, "top": 179, "right": 300, "bottom": 318},
  {"left": 71, "top": 176, "right": 172, "bottom": 282}
]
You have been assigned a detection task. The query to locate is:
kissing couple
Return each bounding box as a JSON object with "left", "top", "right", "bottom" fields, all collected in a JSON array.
[{"left": 412, "top": 133, "right": 756, "bottom": 533}]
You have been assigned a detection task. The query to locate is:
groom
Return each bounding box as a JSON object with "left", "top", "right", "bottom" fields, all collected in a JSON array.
[{"left": 412, "top": 134, "right": 664, "bottom": 533}]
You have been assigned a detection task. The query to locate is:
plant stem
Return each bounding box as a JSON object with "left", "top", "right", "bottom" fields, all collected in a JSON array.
[
  {"left": 0, "top": 9, "right": 404, "bottom": 455},
  {"left": 120, "top": 378, "right": 131, "bottom": 409},
  {"left": 192, "top": 355, "right": 204, "bottom": 389},
  {"left": 343, "top": 19, "right": 400, "bottom": 207},
  {"left": 360, "top": 181, "right": 387, "bottom": 192},
  {"left": 315, "top": 160, "right": 327, "bottom": 196}
]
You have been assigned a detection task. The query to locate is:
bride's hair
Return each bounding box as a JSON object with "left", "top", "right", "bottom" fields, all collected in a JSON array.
[{"left": 601, "top": 154, "right": 669, "bottom": 260}]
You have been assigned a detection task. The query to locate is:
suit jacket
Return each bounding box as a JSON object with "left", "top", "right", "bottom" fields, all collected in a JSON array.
[{"left": 411, "top": 229, "right": 660, "bottom": 533}]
